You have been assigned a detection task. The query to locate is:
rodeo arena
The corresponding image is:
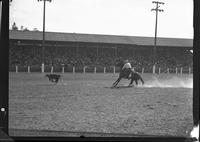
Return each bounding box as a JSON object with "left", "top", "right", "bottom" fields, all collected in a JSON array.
[{"left": 8, "top": 29, "right": 194, "bottom": 137}]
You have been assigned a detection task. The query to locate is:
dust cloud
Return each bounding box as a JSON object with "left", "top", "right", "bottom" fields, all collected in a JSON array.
[{"left": 142, "top": 76, "right": 193, "bottom": 88}]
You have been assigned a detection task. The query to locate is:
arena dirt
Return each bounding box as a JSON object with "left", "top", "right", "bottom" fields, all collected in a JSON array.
[{"left": 9, "top": 73, "right": 193, "bottom": 137}]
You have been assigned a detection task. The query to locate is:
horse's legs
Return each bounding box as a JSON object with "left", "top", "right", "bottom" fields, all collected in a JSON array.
[
  {"left": 128, "top": 78, "right": 134, "bottom": 86},
  {"left": 115, "top": 78, "right": 121, "bottom": 86},
  {"left": 128, "top": 72, "right": 134, "bottom": 86},
  {"left": 113, "top": 79, "right": 118, "bottom": 86},
  {"left": 140, "top": 77, "right": 144, "bottom": 85},
  {"left": 113, "top": 76, "right": 120, "bottom": 85},
  {"left": 113, "top": 77, "right": 121, "bottom": 87},
  {"left": 135, "top": 80, "right": 138, "bottom": 85}
]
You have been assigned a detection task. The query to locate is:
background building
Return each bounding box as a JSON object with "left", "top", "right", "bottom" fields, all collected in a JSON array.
[{"left": 9, "top": 30, "right": 193, "bottom": 73}]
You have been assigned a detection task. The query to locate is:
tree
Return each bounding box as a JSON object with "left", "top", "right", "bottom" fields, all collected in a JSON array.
[
  {"left": 33, "top": 28, "right": 39, "bottom": 31},
  {"left": 20, "top": 25, "right": 24, "bottom": 30},
  {"left": 11, "top": 22, "right": 18, "bottom": 30},
  {"left": 23, "top": 27, "right": 29, "bottom": 31}
]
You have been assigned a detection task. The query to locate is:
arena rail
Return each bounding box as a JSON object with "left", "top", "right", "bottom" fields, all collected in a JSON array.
[{"left": 9, "top": 65, "right": 193, "bottom": 75}]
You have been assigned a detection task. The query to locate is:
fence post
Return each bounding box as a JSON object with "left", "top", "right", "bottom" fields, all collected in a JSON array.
[
  {"left": 94, "top": 67, "right": 96, "bottom": 74},
  {"left": 180, "top": 67, "right": 183, "bottom": 74},
  {"left": 62, "top": 66, "right": 64, "bottom": 73},
  {"left": 152, "top": 65, "right": 156, "bottom": 74},
  {"left": 28, "top": 66, "right": 30, "bottom": 73},
  {"left": 41, "top": 64, "right": 44, "bottom": 73},
  {"left": 83, "top": 66, "right": 86, "bottom": 74},
  {"left": 158, "top": 68, "right": 161, "bottom": 74},
  {"left": 176, "top": 67, "right": 178, "bottom": 74},
  {"left": 113, "top": 66, "right": 115, "bottom": 74},
  {"left": 142, "top": 68, "right": 144, "bottom": 74},
  {"left": 73, "top": 66, "right": 75, "bottom": 74},
  {"left": 104, "top": 67, "right": 106, "bottom": 74},
  {"left": 189, "top": 67, "right": 191, "bottom": 74},
  {"left": 16, "top": 66, "right": 18, "bottom": 73},
  {"left": 51, "top": 66, "right": 53, "bottom": 73}
]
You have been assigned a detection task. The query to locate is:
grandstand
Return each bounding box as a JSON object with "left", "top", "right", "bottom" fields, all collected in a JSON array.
[{"left": 9, "top": 30, "right": 193, "bottom": 74}]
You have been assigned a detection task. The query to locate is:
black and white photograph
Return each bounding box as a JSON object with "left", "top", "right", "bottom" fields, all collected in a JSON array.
[{"left": 4, "top": 0, "right": 198, "bottom": 140}]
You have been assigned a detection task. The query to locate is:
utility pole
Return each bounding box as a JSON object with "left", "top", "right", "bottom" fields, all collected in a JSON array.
[
  {"left": 151, "top": 1, "right": 164, "bottom": 74},
  {"left": 37, "top": 0, "right": 52, "bottom": 73}
]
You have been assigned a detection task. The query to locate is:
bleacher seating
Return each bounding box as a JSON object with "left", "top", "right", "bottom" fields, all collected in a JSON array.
[{"left": 9, "top": 45, "right": 193, "bottom": 73}]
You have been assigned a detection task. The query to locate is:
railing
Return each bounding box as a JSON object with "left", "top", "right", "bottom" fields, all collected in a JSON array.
[{"left": 9, "top": 65, "right": 193, "bottom": 74}]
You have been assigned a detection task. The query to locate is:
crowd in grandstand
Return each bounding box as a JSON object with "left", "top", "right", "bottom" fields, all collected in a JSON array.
[{"left": 9, "top": 45, "right": 193, "bottom": 72}]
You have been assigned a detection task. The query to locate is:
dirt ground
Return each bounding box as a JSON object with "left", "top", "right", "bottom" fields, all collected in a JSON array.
[{"left": 8, "top": 72, "right": 193, "bottom": 137}]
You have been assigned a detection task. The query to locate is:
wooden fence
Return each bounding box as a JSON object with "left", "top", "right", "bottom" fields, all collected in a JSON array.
[{"left": 9, "top": 65, "right": 193, "bottom": 74}]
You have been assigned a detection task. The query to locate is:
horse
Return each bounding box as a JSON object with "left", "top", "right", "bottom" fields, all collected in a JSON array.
[
  {"left": 45, "top": 74, "right": 61, "bottom": 84},
  {"left": 112, "top": 68, "right": 144, "bottom": 87}
]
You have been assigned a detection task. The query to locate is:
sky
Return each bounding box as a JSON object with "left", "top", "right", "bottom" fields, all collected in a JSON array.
[{"left": 9, "top": 0, "right": 193, "bottom": 39}]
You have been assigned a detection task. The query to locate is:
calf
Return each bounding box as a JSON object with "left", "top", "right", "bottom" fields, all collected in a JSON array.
[{"left": 45, "top": 74, "right": 61, "bottom": 83}]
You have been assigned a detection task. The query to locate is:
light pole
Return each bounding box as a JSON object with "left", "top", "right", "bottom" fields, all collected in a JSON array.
[
  {"left": 151, "top": 1, "right": 164, "bottom": 74},
  {"left": 37, "top": 0, "right": 52, "bottom": 73}
]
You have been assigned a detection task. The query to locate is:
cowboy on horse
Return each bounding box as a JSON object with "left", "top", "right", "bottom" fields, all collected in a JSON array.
[
  {"left": 122, "top": 59, "right": 135, "bottom": 79},
  {"left": 112, "top": 59, "right": 143, "bottom": 87}
]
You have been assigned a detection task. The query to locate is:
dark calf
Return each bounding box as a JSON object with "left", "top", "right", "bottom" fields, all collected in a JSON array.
[{"left": 45, "top": 74, "right": 61, "bottom": 83}]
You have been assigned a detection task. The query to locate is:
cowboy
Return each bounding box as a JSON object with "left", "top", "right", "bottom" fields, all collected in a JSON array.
[{"left": 122, "top": 59, "right": 132, "bottom": 79}]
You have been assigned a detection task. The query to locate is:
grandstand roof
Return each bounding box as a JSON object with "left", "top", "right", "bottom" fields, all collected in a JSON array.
[{"left": 9, "top": 30, "right": 193, "bottom": 47}]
